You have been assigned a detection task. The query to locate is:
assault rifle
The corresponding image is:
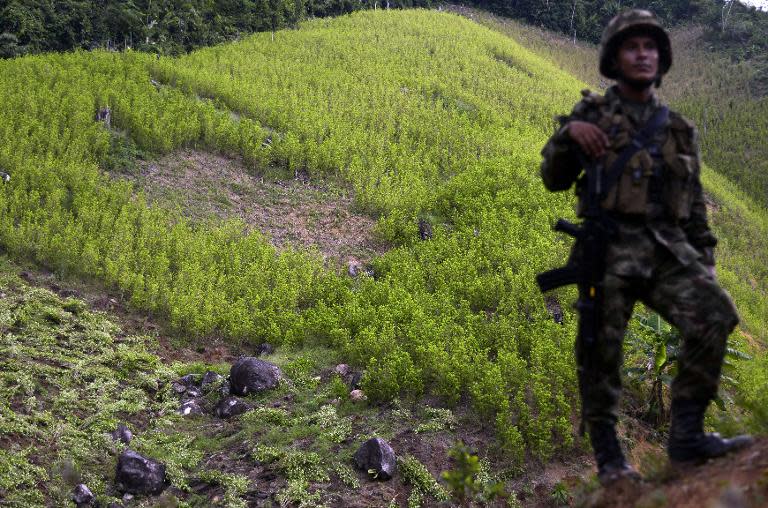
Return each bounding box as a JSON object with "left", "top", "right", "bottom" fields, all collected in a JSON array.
[
  {"left": 536, "top": 105, "right": 670, "bottom": 343},
  {"left": 536, "top": 161, "right": 612, "bottom": 349}
]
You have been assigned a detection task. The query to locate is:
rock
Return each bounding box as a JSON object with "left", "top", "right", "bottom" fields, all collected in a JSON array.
[
  {"left": 348, "top": 262, "right": 375, "bottom": 278},
  {"left": 348, "top": 371, "right": 363, "bottom": 389},
  {"left": 178, "top": 374, "right": 199, "bottom": 386},
  {"left": 545, "top": 295, "right": 564, "bottom": 325},
  {"left": 171, "top": 382, "right": 187, "bottom": 394},
  {"left": 111, "top": 423, "right": 133, "bottom": 445},
  {"left": 255, "top": 343, "right": 275, "bottom": 356},
  {"left": 215, "top": 396, "right": 252, "bottom": 419},
  {"left": 354, "top": 438, "right": 397, "bottom": 480},
  {"left": 334, "top": 364, "right": 350, "bottom": 377},
  {"left": 72, "top": 484, "right": 95, "bottom": 506},
  {"left": 219, "top": 379, "right": 231, "bottom": 397},
  {"left": 418, "top": 218, "right": 433, "bottom": 240},
  {"left": 229, "top": 357, "right": 281, "bottom": 396},
  {"left": 179, "top": 399, "right": 205, "bottom": 416},
  {"left": 350, "top": 389, "right": 367, "bottom": 402},
  {"left": 185, "top": 386, "right": 202, "bottom": 398},
  {"left": 95, "top": 107, "right": 111, "bottom": 128},
  {"left": 200, "top": 371, "right": 223, "bottom": 391},
  {"left": 115, "top": 450, "right": 168, "bottom": 495},
  {"left": 106, "top": 503, "right": 124, "bottom": 508}
]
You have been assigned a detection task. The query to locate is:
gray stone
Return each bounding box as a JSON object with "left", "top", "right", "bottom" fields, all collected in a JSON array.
[
  {"left": 185, "top": 386, "right": 202, "bottom": 398},
  {"left": 115, "top": 450, "right": 168, "bottom": 495},
  {"left": 255, "top": 343, "right": 275, "bottom": 356},
  {"left": 72, "top": 483, "right": 94, "bottom": 506},
  {"left": 171, "top": 382, "right": 187, "bottom": 394},
  {"left": 178, "top": 374, "right": 199, "bottom": 386},
  {"left": 219, "top": 379, "right": 231, "bottom": 397},
  {"left": 200, "top": 371, "right": 223, "bottom": 391},
  {"left": 348, "top": 371, "right": 363, "bottom": 390},
  {"left": 418, "top": 218, "right": 433, "bottom": 240},
  {"left": 111, "top": 423, "right": 133, "bottom": 445},
  {"left": 215, "top": 396, "right": 252, "bottom": 419},
  {"left": 179, "top": 399, "right": 205, "bottom": 417},
  {"left": 229, "top": 357, "right": 281, "bottom": 396},
  {"left": 354, "top": 437, "right": 396, "bottom": 481}
]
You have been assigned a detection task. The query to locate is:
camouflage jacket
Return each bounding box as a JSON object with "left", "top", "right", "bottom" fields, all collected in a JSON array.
[{"left": 540, "top": 86, "right": 717, "bottom": 278}]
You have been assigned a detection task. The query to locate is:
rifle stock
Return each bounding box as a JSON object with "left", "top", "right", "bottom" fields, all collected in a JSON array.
[{"left": 536, "top": 265, "right": 581, "bottom": 292}]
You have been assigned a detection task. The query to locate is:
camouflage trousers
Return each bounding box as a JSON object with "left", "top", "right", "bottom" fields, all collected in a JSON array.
[{"left": 577, "top": 244, "right": 739, "bottom": 427}]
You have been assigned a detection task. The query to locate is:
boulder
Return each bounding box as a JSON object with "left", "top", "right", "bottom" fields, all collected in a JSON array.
[
  {"left": 348, "top": 371, "right": 363, "bottom": 389},
  {"left": 72, "top": 484, "right": 95, "bottom": 507},
  {"left": 179, "top": 399, "right": 205, "bottom": 416},
  {"left": 229, "top": 357, "right": 281, "bottom": 396},
  {"left": 255, "top": 343, "right": 275, "bottom": 356},
  {"left": 171, "top": 382, "right": 188, "bottom": 395},
  {"left": 185, "top": 386, "right": 202, "bottom": 398},
  {"left": 178, "top": 374, "right": 200, "bottom": 386},
  {"left": 200, "top": 371, "right": 223, "bottom": 391},
  {"left": 545, "top": 295, "right": 564, "bottom": 325},
  {"left": 215, "top": 396, "right": 252, "bottom": 419},
  {"left": 111, "top": 423, "right": 133, "bottom": 445},
  {"left": 354, "top": 437, "right": 396, "bottom": 480},
  {"left": 219, "top": 379, "right": 232, "bottom": 397},
  {"left": 115, "top": 450, "right": 168, "bottom": 495},
  {"left": 418, "top": 218, "right": 433, "bottom": 240},
  {"left": 350, "top": 389, "right": 367, "bottom": 402},
  {"left": 334, "top": 364, "right": 350, "bottom": 377}
]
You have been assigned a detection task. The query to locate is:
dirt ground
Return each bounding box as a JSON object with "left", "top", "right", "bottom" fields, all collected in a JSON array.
[
  {"left": 582, "top": 438, "right": 768, "bottom": 508},
  {"left": 129, "top": 150, "right": 387, "bottom": 270}
]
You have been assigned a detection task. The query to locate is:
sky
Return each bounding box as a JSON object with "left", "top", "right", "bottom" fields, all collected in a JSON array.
[{"left": 740, "top": 0, "right": 768, "bottom": 11}]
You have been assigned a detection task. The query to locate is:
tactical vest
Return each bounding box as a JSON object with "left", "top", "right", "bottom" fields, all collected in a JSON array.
[{"left": 574, "top": 91, "right": 697, "bottom": 221}]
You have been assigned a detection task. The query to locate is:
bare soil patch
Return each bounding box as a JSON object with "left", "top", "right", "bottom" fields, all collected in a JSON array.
[
  {"left": 130, "top": 150, "right": 387, "bottom": 267},
  {"left": 580, "top": 438, "right": 768, "bottom": 508}
]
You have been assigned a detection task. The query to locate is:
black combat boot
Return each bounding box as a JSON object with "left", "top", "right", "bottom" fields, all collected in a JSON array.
[
  {"left": 667, "top": 399, "right": 753, "bottom": 464},
  {"left": 589, "top": 422, "right": 641, "bottom": 486}
]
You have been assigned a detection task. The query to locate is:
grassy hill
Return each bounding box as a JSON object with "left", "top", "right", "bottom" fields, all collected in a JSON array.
[{"left": 1, "top": 8, "right": 767, "bottom": 506}]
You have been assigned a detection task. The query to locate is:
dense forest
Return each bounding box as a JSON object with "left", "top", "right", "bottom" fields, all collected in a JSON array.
[
  {"left": 465, "top": 0, "right": 768, "bottom": 90},
  {"left": 0, "top": 0, "right": 435, "bottom": 57},
  {"left": 2, "top": 0, "right": 768, "bottom": 65}
]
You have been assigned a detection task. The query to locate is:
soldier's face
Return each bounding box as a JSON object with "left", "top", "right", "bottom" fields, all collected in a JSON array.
[{"left": 615, "top": 35, "right": 659, "bottom": 84}]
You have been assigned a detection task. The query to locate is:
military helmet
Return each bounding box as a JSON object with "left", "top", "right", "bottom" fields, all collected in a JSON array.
[{"left": 599, "top": 9, "right": 672, "bottom": 80}]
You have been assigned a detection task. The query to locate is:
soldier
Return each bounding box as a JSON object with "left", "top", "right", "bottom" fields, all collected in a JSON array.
[{"left": 539, "top": 9, "right": 752, "bottom": 484}]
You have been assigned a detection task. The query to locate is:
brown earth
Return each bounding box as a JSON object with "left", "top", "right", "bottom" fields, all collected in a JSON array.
[
  {"left": 129, "top": 150, "right": 388, "bottom": 269},
  {"left": 581, "top": 438, "right": 768, "bottom": 508}
]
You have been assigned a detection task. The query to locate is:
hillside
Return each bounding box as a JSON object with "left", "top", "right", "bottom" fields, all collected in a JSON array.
[{"left": 0, "top": 8, "right": 767, "bottom": 507}]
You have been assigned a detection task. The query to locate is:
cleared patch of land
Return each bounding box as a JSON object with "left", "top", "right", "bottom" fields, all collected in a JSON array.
[{"left": 129, "top": 149, "right": 387, "bottom": 266}]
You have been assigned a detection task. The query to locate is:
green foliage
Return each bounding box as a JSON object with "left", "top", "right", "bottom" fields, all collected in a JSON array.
[
  {"left": 0, "top": 259, "right": 179, "bottom": 504},
  {"left": 441, "top": 441, "right": 505, "bottom": 506},
  {"left": 0, "top": 449, "right": 47, "bottom": 505},
  {"left": 197, "top": 470, "right": 249, "bottom": 508},
  {"left": 398, "top": 454, "right": 450, "bottom": 506},
  {"left": 415, "top": 407, "right": 456, "bottom": 434},
  {"left": 550, "top": 481, "right": 570, "bottom": 506},
  {"left": 625, "top": 310, "right": 752, "bottom": 426},
  {"left": 0, "top": 0, "right": 430, "bottom": 58},
  {"left": 1, "top": 7, "right": 765, "bottom": 478}
]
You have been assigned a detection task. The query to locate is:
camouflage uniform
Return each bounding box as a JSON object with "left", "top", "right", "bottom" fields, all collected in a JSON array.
[{"left": 540, "top": 86, "right": 739, "bottom": 427}]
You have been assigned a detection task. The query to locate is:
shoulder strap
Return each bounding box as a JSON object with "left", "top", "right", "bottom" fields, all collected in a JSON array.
[{"left": 601, "top": 106, "right": 669, "bottom": 196}]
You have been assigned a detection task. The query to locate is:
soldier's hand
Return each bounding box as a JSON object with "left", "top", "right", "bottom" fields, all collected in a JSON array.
[{"left": 566, "top": 121, "right": 610, "bottom": 159}]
